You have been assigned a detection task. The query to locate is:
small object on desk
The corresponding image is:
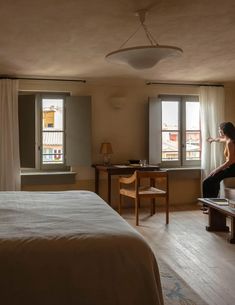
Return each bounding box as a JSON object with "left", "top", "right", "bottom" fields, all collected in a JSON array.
[
  {"left": 128, "top": 159, "right": 140, "bottom": 165},
  {"left": 139, "top": 159, "right": 147, "bottom": 167}
]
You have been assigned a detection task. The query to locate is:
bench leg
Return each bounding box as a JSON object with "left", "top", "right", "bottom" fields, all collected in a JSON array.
[
  {"left": 206, "top": 207, "right": 229, "bottom": 232},
  {"left": 228, "top": 217, "right": 235, "bottom": 244}
]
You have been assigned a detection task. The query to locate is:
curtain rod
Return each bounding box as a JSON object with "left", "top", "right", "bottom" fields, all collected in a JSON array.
[
  {"left": 146, "top": 81, "right": 224, "bottom": 87},
  {"left": 0, "top": 76, "right": 86, "bottom": 83}
]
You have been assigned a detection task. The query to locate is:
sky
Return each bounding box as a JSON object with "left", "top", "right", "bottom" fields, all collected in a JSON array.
[{"left": 162, "top": 101, "right": 200, "bottom": 130}]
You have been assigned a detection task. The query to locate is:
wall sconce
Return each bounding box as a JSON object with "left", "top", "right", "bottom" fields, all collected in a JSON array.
[
  {"left": 100, "top": 142, "right": 113, "bottom": 165},
  {"left": 110, "top": 97, "right": 125, "bottom": 110}
]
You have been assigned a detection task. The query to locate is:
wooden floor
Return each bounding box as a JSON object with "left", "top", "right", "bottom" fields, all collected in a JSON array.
[{"left": 121, "top": 205, "right": 235, "bottom": 305}]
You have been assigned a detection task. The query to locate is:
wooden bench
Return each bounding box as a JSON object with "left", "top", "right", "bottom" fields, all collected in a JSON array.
[{"left": 198, "top": 198, "right": 235, "bottom": 244}]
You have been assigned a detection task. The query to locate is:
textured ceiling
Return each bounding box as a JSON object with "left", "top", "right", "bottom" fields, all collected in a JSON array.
[{"left": 1, "top": 0, "right": 235, "bottom": 82}]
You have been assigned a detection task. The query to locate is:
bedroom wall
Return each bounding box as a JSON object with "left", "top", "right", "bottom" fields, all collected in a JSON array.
[
  {"left": 224, "top": 82, "right": 235, "bottom": 122},
  {"left": 20, "top": 79, "right": 235, "bottom": 207}
]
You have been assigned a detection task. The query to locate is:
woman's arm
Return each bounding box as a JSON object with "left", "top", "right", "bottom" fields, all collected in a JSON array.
[{"left": 207, "top": 136, "right": 226, "bottom": 143}]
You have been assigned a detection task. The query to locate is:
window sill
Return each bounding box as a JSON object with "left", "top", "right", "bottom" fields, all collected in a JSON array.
[
  {"left": 21, "top": 171, "right": 77, "bottom": 185},
  {"left": 162, "top": 167, "right": 201, "bottom": 179}
]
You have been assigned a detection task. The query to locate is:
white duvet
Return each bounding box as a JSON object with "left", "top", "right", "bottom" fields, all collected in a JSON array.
[{"left": 0, "top": 191, "right": 164, "bottom": 305}]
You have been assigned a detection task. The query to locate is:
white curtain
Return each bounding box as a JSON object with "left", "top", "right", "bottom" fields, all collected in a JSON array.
[
  {"left": 0, "top": 79, "right": 20, "bottom": 190},
  {"left": 200, "top": 86, "right": 225, "bottom": 179}
]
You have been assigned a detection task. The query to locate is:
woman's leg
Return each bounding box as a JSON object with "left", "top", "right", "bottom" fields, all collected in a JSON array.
[
  {"left": 203, "top": 164, "right": 235, "bottom": 198},
  {"left": 203, "top": 176, "right": 220, "bottom": 198}
]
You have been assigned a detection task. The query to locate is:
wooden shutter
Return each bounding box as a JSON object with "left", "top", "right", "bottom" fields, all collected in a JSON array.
[
  {"left": 66, "top": 96, "right": 91, "bottom": 166},
  {"left": 18, "top": 95, "right": 36, "bottom": 168},
  {"left": 149, "top": 97, "right": 161, "bottom": 165}
]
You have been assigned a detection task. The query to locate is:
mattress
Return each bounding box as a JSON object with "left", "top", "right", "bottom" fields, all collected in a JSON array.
[{"left": 0, "top": 190, "right": 164, "bottom": 305}]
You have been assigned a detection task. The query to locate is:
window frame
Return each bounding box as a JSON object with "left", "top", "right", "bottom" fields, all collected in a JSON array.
[
  {"left": 182, "top": 96, "right": 201, "bottom": 167},
  {"left": 161, "top": 95, "right": 200, "bottom": 167},
  {"left": 36, "top": 93, "right": 69, "bottom": 171},
  {"left": 150, "top": 95, "right": 201, "bottom": 168},
  {"left": 160, "top": 95, "right": 181, "bottom": 167}
]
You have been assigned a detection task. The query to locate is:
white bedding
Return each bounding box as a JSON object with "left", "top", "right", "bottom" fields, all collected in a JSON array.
[{"left": 0, "top": 190, "right": 164, "bottom": 305}]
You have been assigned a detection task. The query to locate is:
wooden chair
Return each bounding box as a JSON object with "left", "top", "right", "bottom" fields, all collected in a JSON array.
[{"left": 118, "top": 170, "right": 169, "bottom": 226}]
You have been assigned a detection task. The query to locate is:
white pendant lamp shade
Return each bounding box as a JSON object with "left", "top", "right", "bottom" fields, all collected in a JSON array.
[
  {"left": 105, "top": 9, "right": 183, "bottom": 70},
  {"left": 106, "top": 45, "right": 183, "bottom": 69}
]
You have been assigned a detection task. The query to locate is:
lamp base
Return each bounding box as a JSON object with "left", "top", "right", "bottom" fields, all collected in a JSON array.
[{"left": 103, "top": 154, "right": 111, "bottom": 166}]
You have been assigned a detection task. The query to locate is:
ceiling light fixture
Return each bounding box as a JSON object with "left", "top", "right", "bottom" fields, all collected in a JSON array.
[{"left": 105, "top": 9, "right": 183, "bottom": 69}]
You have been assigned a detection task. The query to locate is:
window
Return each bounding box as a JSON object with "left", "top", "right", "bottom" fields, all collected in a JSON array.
[
  {"left": 40, "top": 95, "right": 65, "bottom": 168},
  {"left": 19, "top": 93, "right": 92, "bottom": 170},
  {"left": 149, "top": 95, "right": 201, "bottom": 167}
]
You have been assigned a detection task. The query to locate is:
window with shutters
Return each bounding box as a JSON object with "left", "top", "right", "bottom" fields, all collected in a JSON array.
[
  {"left": 149, "top": 95, "right": 201, "bottom": 167},
  {"left": 19, "top": 93, "right": 91, "bottom": 171}
]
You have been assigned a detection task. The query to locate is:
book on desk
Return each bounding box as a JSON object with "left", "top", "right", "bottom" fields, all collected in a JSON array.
[{"left": 206, "top": 198, "right": 229, "bottom": 206}]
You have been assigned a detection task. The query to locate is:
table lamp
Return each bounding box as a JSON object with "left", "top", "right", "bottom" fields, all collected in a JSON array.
[{"left": 100, "top": 142, "right": 113, "bottom": 165}]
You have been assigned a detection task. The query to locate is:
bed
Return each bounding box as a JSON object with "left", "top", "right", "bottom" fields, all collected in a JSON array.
[{"left": 0, "top": 190, "right": 164, "bottom": 305}]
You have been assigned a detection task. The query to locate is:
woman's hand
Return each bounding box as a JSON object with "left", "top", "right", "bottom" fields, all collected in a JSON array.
[
  {"left": 207, "top": 137, "right": 214, "bottom": 143},
  {"left": 208, "top": 168, "right": 219, "bottom": 176}
]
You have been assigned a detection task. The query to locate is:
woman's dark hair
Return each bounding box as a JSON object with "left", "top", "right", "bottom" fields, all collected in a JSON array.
[{"left": 219, "top": 122, "right": 235, "bottom": 141}]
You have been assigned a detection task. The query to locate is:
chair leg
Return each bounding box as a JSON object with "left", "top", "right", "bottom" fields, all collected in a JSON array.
[
  {"left": 119, "top": 194, "right": 122, "bottom": 215},
  {"left": 135, "top": 198, "right": 139, "bottom": 226},
  {"left": 166, "top": 197, "right": 169, "bottom": 224},
  {"left": 151, "top": 198, "right": 155, "bottom": 216}
]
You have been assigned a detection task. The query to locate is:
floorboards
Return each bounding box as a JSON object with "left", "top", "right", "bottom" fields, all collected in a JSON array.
[{"left": 121, "top": 205, "right": 235, "bottom": 305}]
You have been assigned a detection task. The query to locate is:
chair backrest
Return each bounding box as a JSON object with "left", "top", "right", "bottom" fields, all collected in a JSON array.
[
  {"left": 135, "top": 170, "right": 168, "bottom": 190},
  {"left": 136, "top": 170, "right": 168, "bottom": 179}
]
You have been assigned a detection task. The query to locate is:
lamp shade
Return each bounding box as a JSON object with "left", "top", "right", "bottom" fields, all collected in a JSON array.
[
  {"left": 100, "top": 142, "right": 113, "bottom": 154},
  {"left": 105, "top": 45, "right": 183, "bottom": 69},
  {"left": 105, "top": 9, "right": 183, "bottom": 70}
]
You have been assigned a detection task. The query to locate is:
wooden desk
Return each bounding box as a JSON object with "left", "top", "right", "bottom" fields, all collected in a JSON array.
[
  {"left": 92, "top": 164, "right": 160, "bottom": 205},
  {"left": 198, "top": 198, "right": 235, "bottom": 243}
]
